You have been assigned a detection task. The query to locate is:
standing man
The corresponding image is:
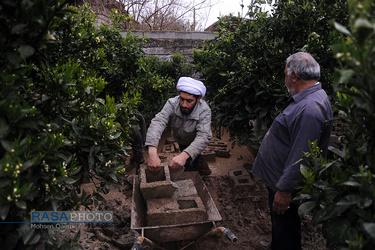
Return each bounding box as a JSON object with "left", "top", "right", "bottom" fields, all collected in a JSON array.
[
  {"left": 252, "top": 52, "right": 333, "bottom": 250},
  {"left": 145, "top": 77, "right": 212, "bottom": 175}
]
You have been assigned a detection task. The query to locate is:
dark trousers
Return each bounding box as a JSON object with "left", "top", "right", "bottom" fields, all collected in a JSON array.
[
  {"left": 179, "top": 145, "right": 201, "bottom": 171},
  {"left": 268, "top": 187, "right": 301, "bottom": 250},
  {"left": 130, "top": 125, "right": 145, "bottom": 167}
]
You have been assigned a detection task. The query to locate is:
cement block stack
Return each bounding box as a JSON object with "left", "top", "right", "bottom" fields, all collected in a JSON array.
[{"left": 139, "top": 165, "right": 207, "bottom": 226}]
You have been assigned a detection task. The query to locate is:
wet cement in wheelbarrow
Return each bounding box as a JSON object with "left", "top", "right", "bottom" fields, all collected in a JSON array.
[{"left": 56, "top": 130, "right": 327, "bottom": 250}]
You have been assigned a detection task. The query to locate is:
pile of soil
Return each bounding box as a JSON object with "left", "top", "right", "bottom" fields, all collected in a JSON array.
[{"left": 60, "top": 131, "right": 327, "bottom": 249}]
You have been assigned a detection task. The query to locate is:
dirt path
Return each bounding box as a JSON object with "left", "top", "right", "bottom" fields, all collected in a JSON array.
[{"left": 58, "top": 130, "right": 327, "bottom": 250}]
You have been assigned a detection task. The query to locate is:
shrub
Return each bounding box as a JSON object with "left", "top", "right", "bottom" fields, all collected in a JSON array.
[
  {"left": 0, "top": 1, "right": 138, "bottom": 248},
  {"left": 132, "top": 53, "right": 194, "bottom": 124},
  {"left": 193, "top": 0, "right": 348, "bottom": 149},
  {"left": 297, "top": 0, "right": 375, "bottom": 248}
]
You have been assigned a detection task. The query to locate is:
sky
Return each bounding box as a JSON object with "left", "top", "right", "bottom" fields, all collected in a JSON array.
[{"left": 201, "top": 0, "right": 274, "bottom": 29}]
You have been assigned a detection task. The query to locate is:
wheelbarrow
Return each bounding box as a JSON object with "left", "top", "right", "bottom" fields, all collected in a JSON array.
[{"left": 130, "top": 171, "right": 238, "bottom": 249}]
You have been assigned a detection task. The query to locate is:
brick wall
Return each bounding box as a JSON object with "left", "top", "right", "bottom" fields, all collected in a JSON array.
[{"left": 121, "top": 31, "right": 217, "bottom": 61}]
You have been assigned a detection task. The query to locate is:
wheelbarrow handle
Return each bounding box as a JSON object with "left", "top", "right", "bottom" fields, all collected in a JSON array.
[
  {"left": 223, "top": 228, "right": 238, "bottom": 243},
  {"left": 131, "top": 237, "right": 167, "bottom": 250},
  {"left": 130, "top": 238, "right": 142, "bottom": 250}
]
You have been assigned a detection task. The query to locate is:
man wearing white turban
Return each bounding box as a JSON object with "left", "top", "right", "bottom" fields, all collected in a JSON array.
[{"left": 145, "top": 77, "right": 212, "bottom": 175}]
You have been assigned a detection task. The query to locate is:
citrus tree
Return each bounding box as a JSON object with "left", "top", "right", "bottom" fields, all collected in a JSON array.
[
  {"left": 193, "top": 0, "right": 348, "bottom": 150},
  {"left": 297, "top": 0, "right": 375, "bottom": 248},
  {"left": 0, "top": 1, "right": 139, "bottom": 248}
]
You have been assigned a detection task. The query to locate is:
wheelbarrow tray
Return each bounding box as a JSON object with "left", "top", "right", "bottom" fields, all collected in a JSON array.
[{"left": 131, "top": 171, "right": 222, "bottom": 243}]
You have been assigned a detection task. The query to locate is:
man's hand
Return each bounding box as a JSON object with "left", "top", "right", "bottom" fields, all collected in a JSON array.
[
  {"left": 272, "top": 190, "right": 292, "bottom": 215},
  {"left": 147, "top": 146, "right": 161, "bottom": 174},
  {"left": 169, "top": 151, "right": 190, "bottom": 171}
]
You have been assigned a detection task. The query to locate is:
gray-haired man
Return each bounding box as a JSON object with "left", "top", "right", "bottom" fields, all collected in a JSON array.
[{"left": 253, "top": 52, "right": 333, "bottom": 250}]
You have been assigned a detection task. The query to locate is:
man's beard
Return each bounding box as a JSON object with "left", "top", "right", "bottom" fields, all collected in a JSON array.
[
  {"left": 180, "top": 103, "right": 196, "bottom": 115},
  {"left": 285, "top": 79, "right": 297, "bottom": 96}
]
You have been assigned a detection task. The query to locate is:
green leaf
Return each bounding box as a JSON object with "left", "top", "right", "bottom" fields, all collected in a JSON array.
[
  {"left": 20, "top": 159, "right": 36, "bottom": 172},
  {"left": 337, "top": 194, "right": 360, "bottom": 206},
  {"left": 88, "top": 155, "right": 95, "bottom": 168},
  {"left": 26, "top": 233, "right": 41, "bottom": 245},
  {"left": 64, "top": 178, "right": 78, "bottom": 184},
  {"left": 332, "top": 21, "right": 351, "bottom": 36},
  {"left": 111, "top": 131, "right": 122, "bottom": 139},
  {"left": 0, "top": 117, "right": 9, "bottom": 139},
  {"left": 72, "top": 122, "right": 83, "bottom": 137},
  {"left": 108, "top": 171, "right": 118, "bottom": 182},
  {"left": 0, "top": 139, "right": 13, "bottom": 152},
  {"left": 323, "top": 188, "right": 338, "bottom": 203},
  {"left": 338, "top": 69, "right": 355, "bottom": 84},
  {"left": 298, "top": 201, "right": 316, "bottom": 218},
  {"left": 11, "top": 23, "right": 27, "bottom": 34},
  {"left": 300, "top": 164, "right": 309, "bottom": 175},
  {"left": 340, "top": 180, "right": 361, "bottom": 188},
  {"left": 20, "top": 226, "right": 35, "bottom": 245},
  {"left": 16, "top": 201, "right": 27, "bottom": 209},
  {"left": 51, "top": 200, "right": 58, "bottom": 211},
  {"left": 71, "top": 165, "right": 82, "bottom": 175},
  {"left": 363, "top": 223, "right": 375, "bottom": 240},
  {"left": 0, "top": 202, "right": 10, "bottom": 220},
  {"left": 19, "top": 45, "right": 35, "bottom": 59},
  {"left": 353, "top": 18, "right": 374, "bottom": 45}
]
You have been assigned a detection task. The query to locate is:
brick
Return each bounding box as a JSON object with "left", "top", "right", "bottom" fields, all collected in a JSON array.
[
  {"left": 146, "top": 196, "right": 207, "bottom": 226},
  {"left": 139, "top": 166, "right": 178, "bottom": 200}
]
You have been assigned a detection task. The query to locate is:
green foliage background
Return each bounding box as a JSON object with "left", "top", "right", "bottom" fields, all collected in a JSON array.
[
  {"left": 297, "top": 0, "right": 375, "bottom": 249},
  {"left": 193, "top": 0, "right": 348, "bottom": 149},
  {"left": 0, "top": 1, "right": 187, "bottom": 248}
]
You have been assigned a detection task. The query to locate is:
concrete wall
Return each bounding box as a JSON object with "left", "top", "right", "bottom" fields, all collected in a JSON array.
[{"left": 121, "top": 31, "right": 218, "bottom": 61}]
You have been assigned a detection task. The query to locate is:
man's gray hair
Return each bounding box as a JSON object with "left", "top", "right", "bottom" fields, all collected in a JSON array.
[{"left": 286, "top": 52, "right": 320, "bottom": 81}]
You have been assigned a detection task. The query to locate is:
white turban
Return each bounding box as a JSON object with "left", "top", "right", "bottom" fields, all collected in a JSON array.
[{"left": 176, "top": 77, "right": 206, "bottom": 97}]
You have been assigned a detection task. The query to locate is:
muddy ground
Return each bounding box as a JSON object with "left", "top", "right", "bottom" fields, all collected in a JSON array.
[{"left": 58, "top": 131, "right": 327, "bottom": 250}]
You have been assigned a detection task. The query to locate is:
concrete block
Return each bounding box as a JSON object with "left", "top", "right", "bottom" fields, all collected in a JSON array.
[
  {"left": 215, "top": 148, "right": 231, "bottom": 158},
  {"left": 208, "top": 141, "right": 227, "bottom": 148},
  {"left": 172, "top": 179, "right": 198, "bottom": 198},
  {"left": 146, "top": 196, "right": 207, "bottom": 226},
  {"left": 201, "top": 150, "right": 216, "bottom": 162},
  {"left": 139, "top": 166, "right": 178, "bottom": 200},
  {"left": 228, "top": 168, "right": 250, "bottom": 178},
  {"left": 205, "top": 145, "right": 231, "bottom": 158},
  {"left": 169, "top": 167, "right": 184, "bottom": 182},
  {"left": 163, "top": 144, "right": 176, "bottom": 153},
  {"left": 166, "top": 137, "right": 175, "bottom": 144},
  {"left": 158, "top": 153, "right": 169, "bottom": 163},
  {"left": 229, "top": 168, "right": 254, "bottom": 191},
  {"left": 242, "top": 162, "right": 253, "bottom": 170},
  {"left": 173, "top": 142, "right": 180, "bottom": 152}
]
